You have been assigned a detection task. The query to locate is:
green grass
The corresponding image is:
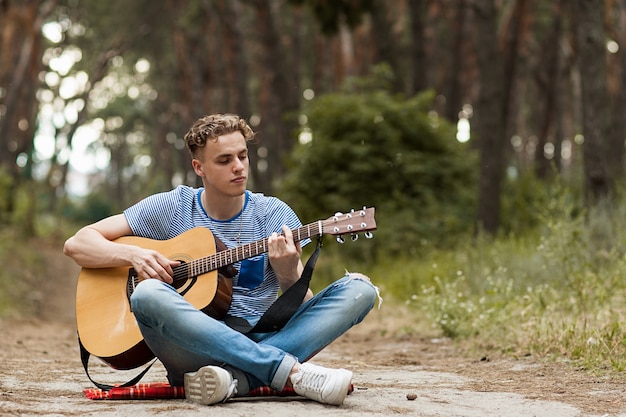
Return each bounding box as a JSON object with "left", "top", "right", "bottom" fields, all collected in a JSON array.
[
  {"left": 431, "top": 214, "right": 623, "bottom": 372},
  {"left": 312, "top": 194, "right": 626, "bottom": 374}
]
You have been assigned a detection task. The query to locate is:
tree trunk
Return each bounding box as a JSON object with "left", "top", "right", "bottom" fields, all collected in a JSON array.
[
  {"left": 607, "top": 0, "right": 626, "bottom": 180},
  {"left": 250, "top": 0, "right": 301, "bottom": 193},
  {"left": 534, "top": 0, "right": 563, "bottom": 179},
  {"left": 369, "top": 0, "right": 403, "bottom": 92},
  {"left": 500, "top": 0, "right": 532, "bottom": 170},
  {"left": 571, "top": 0, "right": 614, "bottom": 204},
  {"left": 441, "top": 0, "right": 468, "bottom": 122},
  {"left": 216, "top": 0, "right": 251, "bottom": 119},
  {"left": 471, "top": 0, "right": 506, "bottom": 235},
  {"left": 408, "top": 0, "right": 428, "bottom": 93}
]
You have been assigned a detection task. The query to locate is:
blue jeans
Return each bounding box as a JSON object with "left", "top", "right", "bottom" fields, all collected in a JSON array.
[{"left": 130, "top": 273, "right": 379, "bottom": 395}]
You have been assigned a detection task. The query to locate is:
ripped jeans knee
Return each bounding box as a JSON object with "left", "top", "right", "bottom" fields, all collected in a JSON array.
[{"left": 342, "top": 271, "right": 383, "bottom": 310}]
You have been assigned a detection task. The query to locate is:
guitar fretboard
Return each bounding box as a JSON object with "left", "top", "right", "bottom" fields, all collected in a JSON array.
[
  {"left": 168, "top": 207, "right": 376, "bottom": 283},
  {"left": 178, "top": 220, "right": 324, "bottom": 281}
]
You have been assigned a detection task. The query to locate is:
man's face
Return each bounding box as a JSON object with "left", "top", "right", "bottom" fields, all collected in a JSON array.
[{"left": 192, "top": 131, "right": 249, "bottom": 198}]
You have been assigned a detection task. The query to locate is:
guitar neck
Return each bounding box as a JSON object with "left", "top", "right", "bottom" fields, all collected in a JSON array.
[
  {"left": 175, "top": 207, "right": 376, "bottom": 281},
  {"left": 187, "top": 220, "right": 323, "bottom": 277}
]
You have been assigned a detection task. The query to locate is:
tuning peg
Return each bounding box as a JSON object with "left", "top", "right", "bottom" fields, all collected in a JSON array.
[
  {"left": 336, "top": 235, "right": 345, "bottom": 244},
  {"left": 365, "top": 231, "right": 373, "bottom": 239},
  {"left": 351, "top": 233, "right": 358, "bottom": 241}
]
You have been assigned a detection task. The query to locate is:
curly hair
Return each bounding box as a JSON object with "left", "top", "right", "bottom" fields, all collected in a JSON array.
[{"left": 184, "top": 114, "right": 255, "bottom": 157}]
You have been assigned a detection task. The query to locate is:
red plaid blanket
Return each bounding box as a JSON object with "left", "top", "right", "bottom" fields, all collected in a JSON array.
[{"left": 84, "top": 383, "right": 302, "bottom": 400}]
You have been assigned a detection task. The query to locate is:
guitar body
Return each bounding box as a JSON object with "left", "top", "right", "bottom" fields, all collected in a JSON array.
[{"left": 75, "top": 228, "right": 232, "bottom": 370}]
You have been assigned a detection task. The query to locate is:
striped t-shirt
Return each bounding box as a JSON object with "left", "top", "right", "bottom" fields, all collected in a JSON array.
[{"left": 123, "top": 185, "right": 309, "bottom": 325}]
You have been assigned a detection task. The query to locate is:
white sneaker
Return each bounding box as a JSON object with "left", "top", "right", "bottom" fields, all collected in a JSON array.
[
  {"left": 184, "top": 365, "right": 237, "bottom": 405},
  {"left": 290, "top": 362, "right": 353, "bottom": 406}
]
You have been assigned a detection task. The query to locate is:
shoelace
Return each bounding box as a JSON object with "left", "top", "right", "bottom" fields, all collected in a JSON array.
[
  {"left": 223, "top": 378, "right": 238, "bottom": 403},
  {"left": 296, "top": 369, "right": 327, "bottom": 392}
]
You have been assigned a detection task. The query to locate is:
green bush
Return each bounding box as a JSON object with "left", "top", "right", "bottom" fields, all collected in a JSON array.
[{"left": 280, "top": 78, "right": 478, "bottom": 256}]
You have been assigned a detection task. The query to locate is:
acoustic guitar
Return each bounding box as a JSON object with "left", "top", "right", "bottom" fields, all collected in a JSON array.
[{"left": 75, "top": 208, "right": 376, "bottom": 370}]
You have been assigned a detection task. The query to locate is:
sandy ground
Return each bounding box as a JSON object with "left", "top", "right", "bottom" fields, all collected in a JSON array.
[{"left": 0, "top": 249, "right": 625, "bottom": 416}]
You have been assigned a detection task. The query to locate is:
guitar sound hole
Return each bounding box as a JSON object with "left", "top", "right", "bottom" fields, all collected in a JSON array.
[
  {"left": 172, "top": 261, "right": 196, "bottom": 296},
  {"left": 176, "top": 276, "right": 197, "bottom": 296}
]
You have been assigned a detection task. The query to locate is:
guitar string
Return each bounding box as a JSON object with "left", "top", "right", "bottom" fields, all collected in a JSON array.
[
  {"left": 144, "top": 211, "right": 373, "bottom": 283},
  {"left": 171, "top": 222, "right": 314, "bottom": 283},
  {"left": 169, "top": 214, "right": 370, "bottom": 282}
]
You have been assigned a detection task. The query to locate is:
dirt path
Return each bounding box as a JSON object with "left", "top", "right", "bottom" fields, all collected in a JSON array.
[{"left": 0, "top": 250, "right": 624, "bottom": 416}]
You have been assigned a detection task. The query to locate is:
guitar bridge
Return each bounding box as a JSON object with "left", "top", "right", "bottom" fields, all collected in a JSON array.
[{"left": 126, "top": 268, "right": 139, "bottom": 311}]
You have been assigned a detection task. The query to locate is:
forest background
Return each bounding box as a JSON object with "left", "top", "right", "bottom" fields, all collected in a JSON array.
[{"left": 2, "top": 0, "right": 626, "bottom": 376}]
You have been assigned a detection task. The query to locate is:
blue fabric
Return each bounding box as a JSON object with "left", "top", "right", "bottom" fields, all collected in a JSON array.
[{"left": 238, "top": 256, "right": 266, "bottom": 290}]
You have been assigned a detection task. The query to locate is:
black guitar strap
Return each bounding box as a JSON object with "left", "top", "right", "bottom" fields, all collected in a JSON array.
[
  {"left": 224, "top": 236, "right": 323, "bottom": 334},
  {"left": 78, "top": 337, "right": 156, "bottom": 391}
]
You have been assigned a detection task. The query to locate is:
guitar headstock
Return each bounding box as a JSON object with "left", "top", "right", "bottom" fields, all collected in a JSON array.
[{"left": 322, "top": 207, "right": 376, "bottom": 242}]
